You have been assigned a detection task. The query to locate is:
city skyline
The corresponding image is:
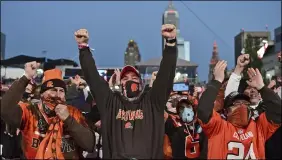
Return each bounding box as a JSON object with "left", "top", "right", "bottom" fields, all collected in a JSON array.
[{"left": 1, "top": 1, "right": 281, "bottom": 81}]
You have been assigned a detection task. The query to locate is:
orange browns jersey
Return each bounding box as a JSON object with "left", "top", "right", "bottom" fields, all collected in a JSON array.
[
  {"left": 18, "top": 102, "right": 87, "bottom": 159},
  {"left": 199, "top": 110, "right": 280, "bottom": 159}
]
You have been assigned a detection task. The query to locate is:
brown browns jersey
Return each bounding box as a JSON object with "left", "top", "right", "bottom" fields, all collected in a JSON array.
[{"left": 199, "top": 110, "right": 280, "bottom": 159}]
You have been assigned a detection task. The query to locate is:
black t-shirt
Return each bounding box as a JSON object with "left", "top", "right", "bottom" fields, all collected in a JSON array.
[{"left": 165, "top": 116, "right": 207, "bottom": 159}]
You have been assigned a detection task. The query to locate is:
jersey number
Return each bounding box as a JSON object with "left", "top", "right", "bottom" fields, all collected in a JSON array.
[
  {"left": 227, "top": 142, "right": 256, "bottom": 159},
  {"left": 185, "top": 136, "right": 200, "bottom": 158}
]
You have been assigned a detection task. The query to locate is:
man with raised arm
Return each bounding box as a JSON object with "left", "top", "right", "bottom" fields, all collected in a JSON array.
[
  {"left": 75, "top": 24, "right": 177, "bottom": 159},
  {"left": 197, "top": 60, "right": 281, "bottom": 159},
  {"left": 1, "top": 62, "right": 95, "bottom": 159}
]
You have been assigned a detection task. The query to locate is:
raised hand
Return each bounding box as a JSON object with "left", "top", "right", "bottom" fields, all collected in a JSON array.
[
  {"left": 108, "top": 73, "right": 116, "bottom": 88},
  {"left": 268, "top": 80, "right": 276, "bottom": 89},
  {"left": 24, "top": 61, "right": 40, "bottom": 80},
  {"left": 114, "top": 69, "right": 121, "bottom": 85},
  {"left": 246, "top": 68, "right": 265, "bottom": 90},
  {"left": 161, "top": 24, "right": 176, "bottom": 39},
  {"left": 237, "top": 54, "right": 250, "bottom": 68},
  {"left": 74, "top": 29, "right": 89, "bottom": 45},
  {"left": 149, "top": 71, "right": 158, "bottom": 87},
  {"left": 70, "top": 75, "right": 86, "bottom": 89},
  {"left": 213, "top": 60, "right": 227, "bottom": 83}
]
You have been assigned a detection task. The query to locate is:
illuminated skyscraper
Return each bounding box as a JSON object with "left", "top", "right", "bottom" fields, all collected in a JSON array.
[{"left": 162, "top": 1, "right": 179, "bottom": 49}]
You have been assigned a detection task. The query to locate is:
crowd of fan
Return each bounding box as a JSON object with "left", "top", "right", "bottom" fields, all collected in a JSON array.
[{"left": 0, "top": 25, "right": 281, "bottom": 159}]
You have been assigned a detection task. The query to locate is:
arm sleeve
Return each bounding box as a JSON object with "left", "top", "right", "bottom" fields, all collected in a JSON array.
[
  {"left": 197, "top": 80, "right": 222, "bottom": 124},
  {"left": 64, "top": 109, "right": 95, "bottom": 152},
  {"left": 198, "top": 110, "right": 224, "bottom": 138},
  {"left": 225, "top": 73, "right": 241, "bottom": 98},
  {"left": 214, "top": 88, "right": 225, "bottom": 112},
  {"left": 149, "top": 45, "right": 177, "bottom": 111},
  {"left": 257, "top": 86, "right": 281, "bottom": 140},
  {"left": 1, "top": 76, "right": 30, "bottom": 129},
  {"left": 79, "top": 47, "right": 112, "bottom": 115},
  {"left": 259, "top": 86, "right": 281, "bottom": 124}
]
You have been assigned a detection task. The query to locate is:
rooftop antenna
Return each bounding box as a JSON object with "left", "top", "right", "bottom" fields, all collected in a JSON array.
[{"left": 169, "top": 0, "right": 173, "bottom": 7}]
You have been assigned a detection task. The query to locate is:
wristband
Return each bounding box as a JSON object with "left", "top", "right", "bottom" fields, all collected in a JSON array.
[
  {"left": 78, "top": 44, "right": 89, "bottom": 49},
  {"left": 165, "top": 38, "right": 176, "bottom": 44}
]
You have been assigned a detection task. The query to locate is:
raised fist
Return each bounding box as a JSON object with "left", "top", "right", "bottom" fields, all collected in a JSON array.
[
  {"left": 74, "top": 29, "right": 89, "bottom": 45},
  {"left": 70, "top": 75, "right": 87, "bottom": 89},
  {"left": 237, "top": 54, "right": 250, "bottom": 68},
  {"left": 24, "top": 61, "right": 40, "bottom": 80},
  {"left": 55, "top": 104, "right": 70, "bottom": 121},
  {"left": 213, "top": 60, "right": 227, "bottom": 83},
  {"left": 161, "top": 24, "right": 176, "bottom": 39}
]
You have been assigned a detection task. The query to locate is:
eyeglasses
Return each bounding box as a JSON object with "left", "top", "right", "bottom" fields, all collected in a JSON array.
[{"left": 233, "top": 101, "right": 251, "bottom": 106}]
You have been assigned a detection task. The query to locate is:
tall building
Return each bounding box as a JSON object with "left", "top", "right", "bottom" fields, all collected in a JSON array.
[
  {"left": 184, "top": 41, "right": 190, "bottom": 61},
  {"left": 208, "top": 41, "right": 220, "bottom": 81},
  {"left": 234, "top": 30, "right": 271, "bottom": 66},
  {"left": 124, "top": 40, "right": 141, "bottom": 66},
  {"left": 162, "top": 1, "right": 179, "bottom": 50},
  {"left": 274, "top": 26, "right": 281, "bottom": 53},
  {"left": 1, "top": 32, "right": 6, "bottom": 60},
  {"left": 162, "top": 1, "right": 191, "bottom": 62}
]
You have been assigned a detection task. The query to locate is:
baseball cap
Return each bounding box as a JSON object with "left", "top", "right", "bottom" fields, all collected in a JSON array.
[
  {"left": 120, "top": 65, "right": 140, "bottom": 79},
  {"left": 224, "top": 91, "right": 250, "bottom": 108}
]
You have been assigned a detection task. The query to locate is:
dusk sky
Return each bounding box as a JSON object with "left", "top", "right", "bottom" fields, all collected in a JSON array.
[{"left": 1, "top": 1, "right": 281, "bottom": 81}]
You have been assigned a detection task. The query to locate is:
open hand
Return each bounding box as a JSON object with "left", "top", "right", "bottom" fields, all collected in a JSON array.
[
  {"left": 246, "top": 68, "right": 264, "bottom": 90},
  {"left": 70, "top": 75, "right": 86, "bottom": 89},
  {"left": 213, "top": 60, "right": 227, "bottom": 83}
]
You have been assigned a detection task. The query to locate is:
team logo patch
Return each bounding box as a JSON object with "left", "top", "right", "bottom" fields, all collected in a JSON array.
[
  {"left": 47, "top": 81, "right": 54, "bottom": 88},
  {"left": 125, "top": 122, "right": 133, "bottom": 129},
  {"left": 131, "top": 83, "right": 138, "bottom": 92}
]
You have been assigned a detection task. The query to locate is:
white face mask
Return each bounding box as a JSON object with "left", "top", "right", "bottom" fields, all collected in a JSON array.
[{"left": 179, "top": 107, "right": 194, "bottom": 123}]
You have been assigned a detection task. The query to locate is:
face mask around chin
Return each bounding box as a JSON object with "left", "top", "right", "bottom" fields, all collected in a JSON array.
[
  {"left": 123, "top": 80, "right": 141, "bottom": 98},
  {"left": 42, "top": 96, "right": 65, "bottom": 110},
  {"left": 227, "top": 105, "right": 251, "bottom": 128}
]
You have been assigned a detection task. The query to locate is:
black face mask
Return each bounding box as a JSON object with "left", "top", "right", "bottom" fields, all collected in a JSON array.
[{"left": 123, "top": 80, "right": 140, "bottom": 98}]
